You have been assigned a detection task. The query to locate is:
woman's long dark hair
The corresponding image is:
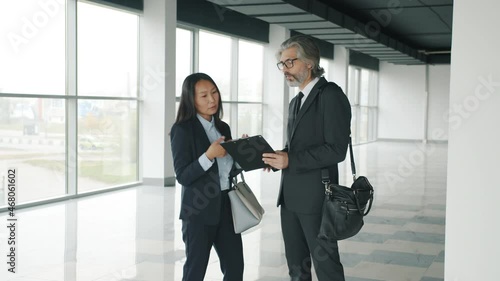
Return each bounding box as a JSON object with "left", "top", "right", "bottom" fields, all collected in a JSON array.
[{"left": 175, "top": 73, "right": 225, "bottom": 131}]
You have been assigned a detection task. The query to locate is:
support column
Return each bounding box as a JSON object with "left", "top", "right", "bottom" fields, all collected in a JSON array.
[
  {"left": 445, "top": 0, "right": 500, "bottom": 280},
  {"left": 332, "top": 45, "right": 349, "bottom": 93},
  {"left": 262, "top": 24, "right": 289, "bottom": 149},
  {"left": 140, "top": 0, "right": 176, "bottom": 187}
]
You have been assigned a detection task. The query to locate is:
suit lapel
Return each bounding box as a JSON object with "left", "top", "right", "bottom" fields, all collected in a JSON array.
[
  {"left": 193, "top": 117, "right": 212, "bottom": 149},
  {"left": 290, "top": 78, "right": 328, "bottom": 141}
]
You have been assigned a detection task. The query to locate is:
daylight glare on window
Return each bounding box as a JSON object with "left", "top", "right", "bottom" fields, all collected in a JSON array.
[
  {"left": 78, "top": 2, "right": 138, "bottom": 97},
  {"left": 0, "top": 0, "right": 65, "bottom": 95}
]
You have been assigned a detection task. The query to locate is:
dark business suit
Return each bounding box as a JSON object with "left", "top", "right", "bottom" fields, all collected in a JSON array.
[
  {"left": 170, "top": 117, "right": 243, "bottom": 281},
  {"left": 278, "top": 77, "right": 351, "bottom": 281}
]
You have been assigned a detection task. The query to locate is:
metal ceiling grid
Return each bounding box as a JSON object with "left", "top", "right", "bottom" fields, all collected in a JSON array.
[{"left": 208, "top": 0, "right": 427, "bottom": 65}]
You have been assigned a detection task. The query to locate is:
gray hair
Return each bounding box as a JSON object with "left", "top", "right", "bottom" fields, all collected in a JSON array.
[{"left": 277, "top": 34, "right": 325, "bottom": 78}]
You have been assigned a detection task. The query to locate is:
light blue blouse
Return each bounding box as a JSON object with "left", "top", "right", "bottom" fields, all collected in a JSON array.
[{"left": 196, "top": 114, "right": 233, "bottom": 191}]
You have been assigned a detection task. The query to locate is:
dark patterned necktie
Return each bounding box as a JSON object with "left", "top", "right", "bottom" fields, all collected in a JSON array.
[{"left": 293, "top": 92, "right": 304, "bottom": 126}]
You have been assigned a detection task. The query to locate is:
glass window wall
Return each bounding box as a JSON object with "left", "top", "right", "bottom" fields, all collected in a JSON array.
[
  {"left": 0, "top": 0, "right": 65, "bottom": 95},
  {"left": 0, "top": 1, "right": 139, "bottom": 208},
  {"left": 176, "top": 27, "right": 265, "bottom": 138},
  {"left": 348, "top": 65, "right": 379, "bottom": 144}
]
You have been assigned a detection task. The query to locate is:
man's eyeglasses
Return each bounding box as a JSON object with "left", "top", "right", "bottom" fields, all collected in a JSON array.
[{"left": 276, "top": 58, "right": 299, "bottom": 70}]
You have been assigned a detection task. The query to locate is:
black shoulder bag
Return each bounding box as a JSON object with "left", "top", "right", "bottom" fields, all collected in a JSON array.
[
  {"left": 317, "top": 140, "right": 374, "bottom": 241},
  {"left": 317, "top": 83, "right": 374, "bottom": 241}
]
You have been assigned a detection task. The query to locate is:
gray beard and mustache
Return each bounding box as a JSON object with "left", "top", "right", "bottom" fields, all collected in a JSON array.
[{"left": 284, "top": 70, "right": 308, "bottom": 87}]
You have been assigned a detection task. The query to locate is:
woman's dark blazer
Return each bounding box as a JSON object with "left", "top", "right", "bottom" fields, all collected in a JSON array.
[{"left": 170, "top": 117, "right": 233, "bottom": 225}]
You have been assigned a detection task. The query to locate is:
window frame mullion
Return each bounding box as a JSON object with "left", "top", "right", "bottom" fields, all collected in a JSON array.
[{"left": 66, "top": 0, "right": 78, "bottom": 196}]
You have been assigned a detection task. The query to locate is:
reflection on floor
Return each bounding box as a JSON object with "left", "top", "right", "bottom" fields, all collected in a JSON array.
[{"left": 0, "top": 141, "right": 446, "bottom": 281}]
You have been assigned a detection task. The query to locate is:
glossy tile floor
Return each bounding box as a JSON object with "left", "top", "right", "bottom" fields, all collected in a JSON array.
[{"left": 0, "top": 141, "right": 447, "bottom": 281}]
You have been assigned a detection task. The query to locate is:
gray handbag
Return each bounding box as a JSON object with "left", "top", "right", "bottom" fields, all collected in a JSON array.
[{"left": 228, "top": 172, "right": 265, "bottom": 234}]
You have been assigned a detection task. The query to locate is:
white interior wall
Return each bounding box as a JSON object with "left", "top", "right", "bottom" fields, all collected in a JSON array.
[
  {"left": 445, "top": 0, "right": 500, "bottom": 280},
  {"left": 378, "top": 62, "right": 426, "bottom": 140},
  {"left": 378, "top": 62, "right": 450, "bottom": 141},
  {"left": 427, "top": 65, "right": 451, "bottom": 141}
]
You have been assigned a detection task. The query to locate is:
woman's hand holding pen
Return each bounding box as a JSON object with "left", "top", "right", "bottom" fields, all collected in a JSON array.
[{"left": 206, "top": 136, "right": 226, "bottom": 160}]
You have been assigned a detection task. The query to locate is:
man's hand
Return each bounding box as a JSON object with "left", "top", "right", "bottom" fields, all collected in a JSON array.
[{"left": 262, "top": 151, "right": 289, "bottom": 170}]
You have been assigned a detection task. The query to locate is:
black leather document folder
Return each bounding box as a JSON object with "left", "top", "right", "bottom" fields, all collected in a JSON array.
[{"left": 221, "top": 135, "right": 276, "bottom": 171}]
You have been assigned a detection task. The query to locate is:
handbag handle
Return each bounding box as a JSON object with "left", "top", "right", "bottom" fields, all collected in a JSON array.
[
  {"left": 229, "top": 162, "right": 244, "bottom": 187},
  {"left": 355, "top": 185, "right": 374, "bottom": 216},
  {"left": 231, "top": 170, "right": 246, "bottom": 188},
  {"left": 352, "top": 176, "right": 374, "bottom": 216}
]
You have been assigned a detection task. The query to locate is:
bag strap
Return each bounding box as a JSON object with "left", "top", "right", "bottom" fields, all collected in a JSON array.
[
  {"left": 318, "top": 81, "right": 356, "bottom": 185},
  {"left": 353, "top": 179, "right": 374, "bottom": 216},
  {"left": 229, "top": 162, "right": 244, "bottom": 187},
  {"left": 318, "top": 83, "right": 374, "bottom": 217},
  {"left": 230, "top": 170, "right": 245, "bottom": 188},
  {"left": 321, "top": 138, "right": 355, "bottom": 183}
]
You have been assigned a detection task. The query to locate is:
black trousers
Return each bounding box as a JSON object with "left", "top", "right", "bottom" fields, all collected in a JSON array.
[
  {"left": 181, "top": 191, "right": 244, "bottom": 281},
  {"left": 281, "top": 205, "right": 345, "bottom": 281}
]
